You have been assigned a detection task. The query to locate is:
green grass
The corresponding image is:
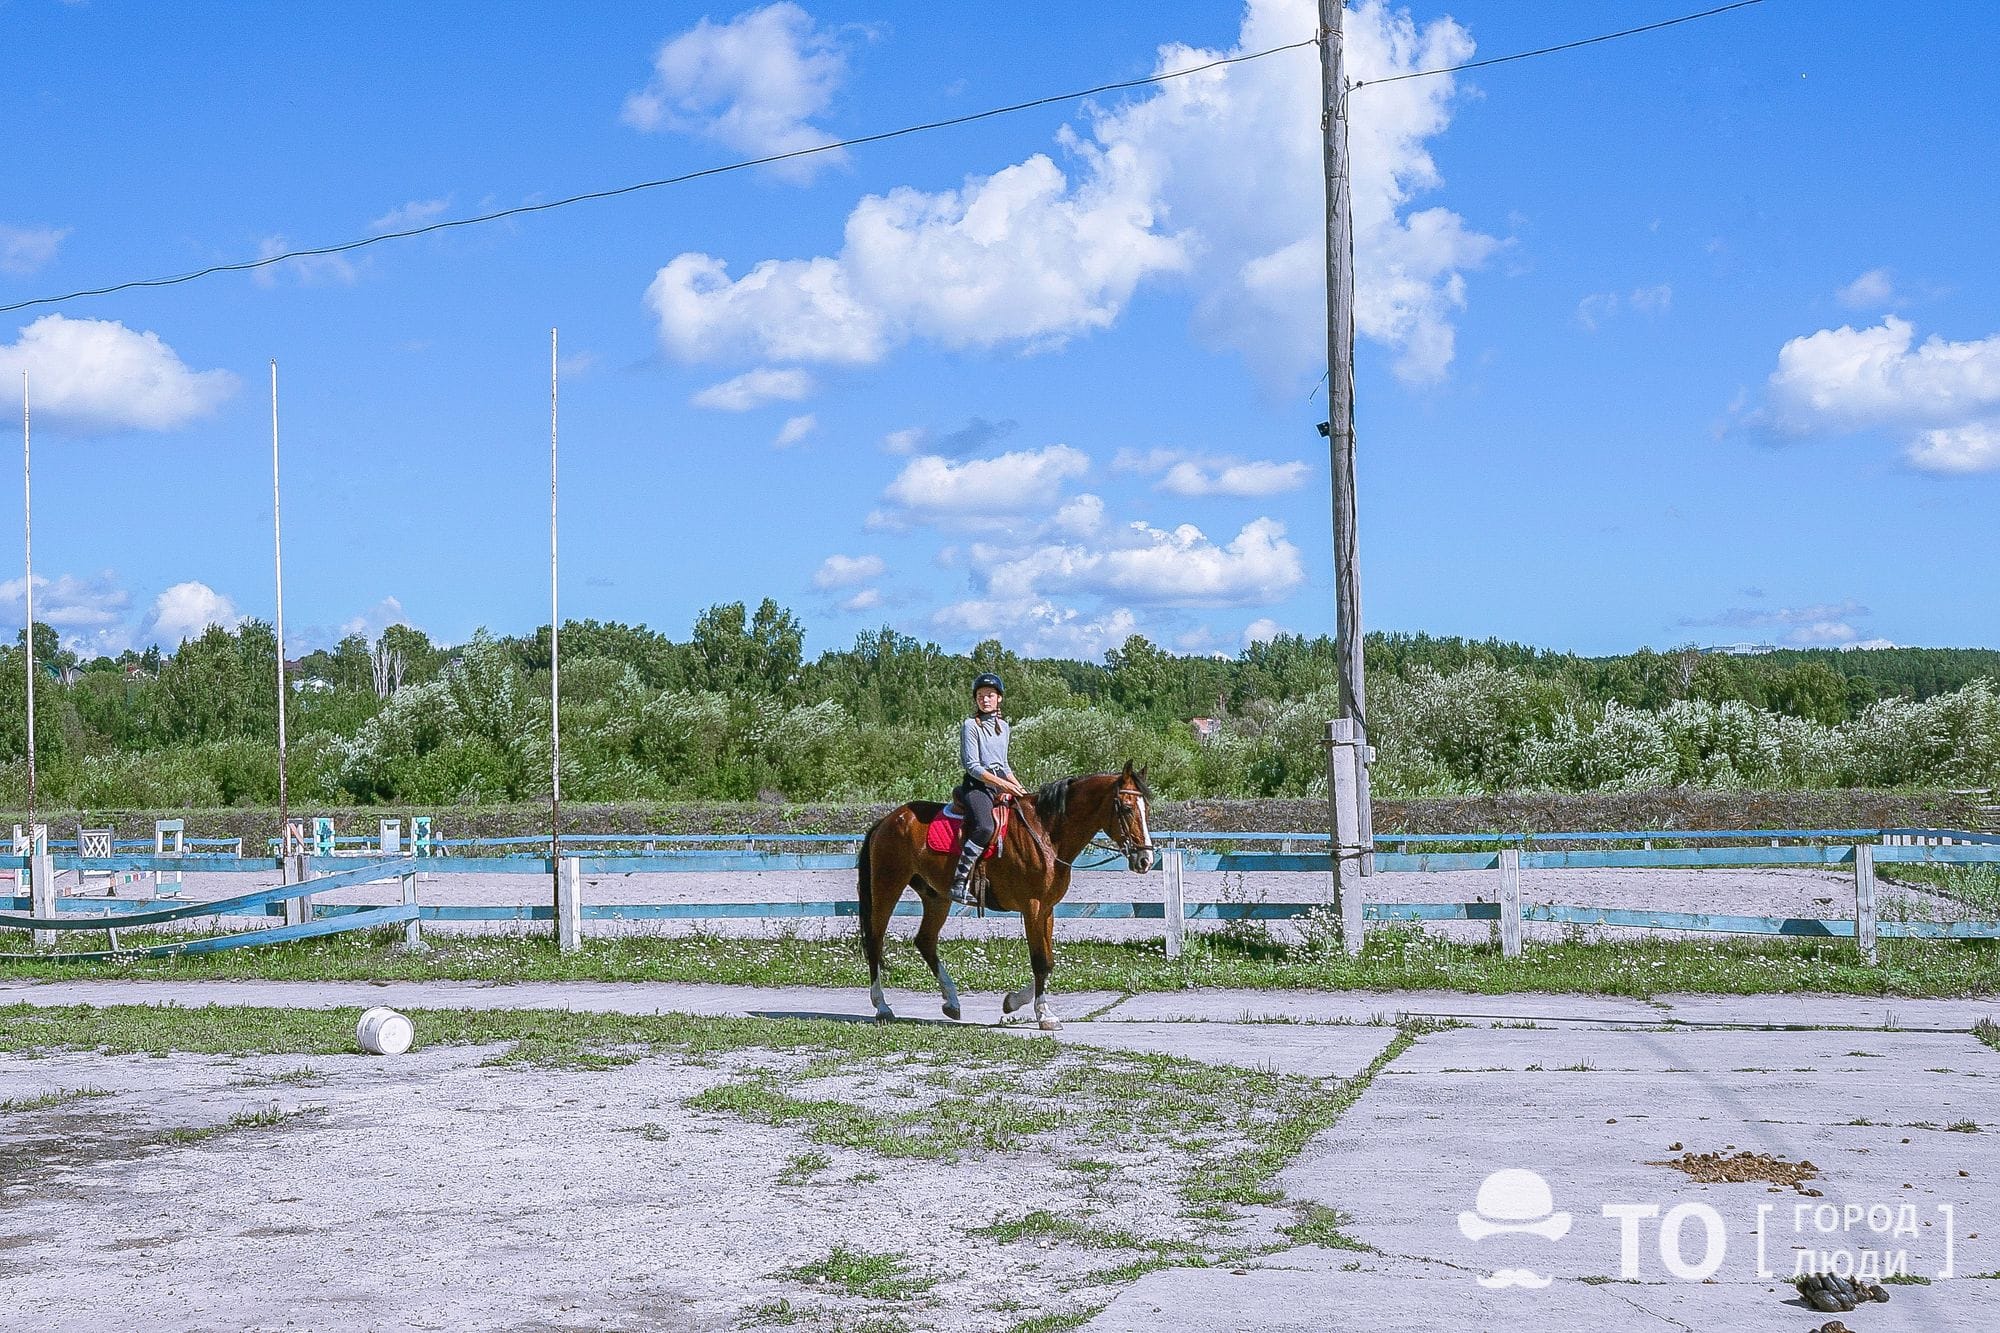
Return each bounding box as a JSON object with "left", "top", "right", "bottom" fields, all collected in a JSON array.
[
  {"left": 1001, "top": 1312, "right": 1102, "bottom": 1333},
  {"left": 1977, "top": 1019, "right": 2000, "bottom": 1053},
  {"left": 1281, "top": 1203, "right": 1370, "bottom": 1252},
  {"left": 0, "top": 1085, "right": 112, "bottom": 1113},
  {"left": 1880, "top": 863, "right": 2000, "bottom": 915},
  {"left": 7, "top": 924, "right": 1996, "bottom": 998},
  {"left": 161, "top": 1103, "right": 312, "bottom": 1144},
  {"left": 971, "top": 1210, "right": 1149, "bottom": 1250},
  {"left": 777, "top": 1149, "right": 832, "bottom": 1184},
  {"left": 772, "top": 1246, "right": 934, "bottom": 1301}
]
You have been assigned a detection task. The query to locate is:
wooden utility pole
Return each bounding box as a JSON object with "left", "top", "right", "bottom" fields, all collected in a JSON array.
[
  {"left": 549, "top": 328, "right": 563, "bottom": 942},
  {"left": 270, "top": 362, "right": 290, "bottom": 838},
  {"left": 1319, "top": 0, "right": 1376, "bottom": 949},
  {"left": 20, "top": 372, "right": 35, "bottom": 825}
]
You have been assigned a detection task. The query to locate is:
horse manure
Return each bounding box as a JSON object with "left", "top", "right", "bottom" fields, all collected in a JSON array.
[{"left": 1647, "top": 1150, "right": 1817, "bottom": 1190}]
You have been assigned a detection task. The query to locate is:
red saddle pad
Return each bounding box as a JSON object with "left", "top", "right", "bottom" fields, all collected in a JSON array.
[{"left": 924, "top": 805, "right": 1007, "bottom": 857}]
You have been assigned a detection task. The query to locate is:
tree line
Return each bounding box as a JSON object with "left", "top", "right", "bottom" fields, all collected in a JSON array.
[{"left": 4, "top": 603, "right": 1997, "bottom": 809}]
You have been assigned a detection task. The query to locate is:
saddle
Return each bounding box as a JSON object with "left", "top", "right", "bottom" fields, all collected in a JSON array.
[{"left": 925, "top": 800, "right": 1008, "bottom": 858}]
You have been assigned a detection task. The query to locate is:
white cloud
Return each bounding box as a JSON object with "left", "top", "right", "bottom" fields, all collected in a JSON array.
[
  {"left": 1092, "top": 0, "right": 1498, "bottom": 383},
  {"left": 883, "top": 426, "right": 928, "bottom": 455},
  {"left": 0, "top": 315, "right": 236, "bottom": 433},
  {"left": 965, "top": 517, "right": 1303, "bottom": 610},
  {"left": 1836, "top": 268, "right": 1897, "bottom": 310},
  {"left": 645, "top": 0, "right": 1493, "bottom": 384},
  {"left": 370, "top": 198, "right": 450, "bottom": 232},
  {"left": 1629, "top": 284, "right": 1673, "bottom": 314},
  {"left": 932, "top": 598, "right": 1141, "bottom": 660},
  {"left": 338, "top": 596, "right": 412, "bottom": 641},
  {"left": 813, "top": 553, "right": 885, "bottom": 589},
  {"left": 690, "top": 366, "right": 816, "bottom": 411},
  {"left": 1157, "top": 458, "right": 1309, "bottom": 497},
  {"left": 881, "top": 444, "right": 1090, "bottom": 519},
  {"left": 1787, "top": 620, "right": 1861, "bottom": 646},
  {"left": 253, "top": 235, "right": 358, "bottom": 287},
  {"left": 839, "top": 588, "right": 883, "bottom": 613},
  {"left": 1577, "top": 284, "right": 1672, "bottom": 332},
  {"left": 1242, "top": 617, "right": 1285, "bottom": 647},
  {"left": 1766, "top": 315, "right": 2000, "bottom": 472},
  {"left": 773, "top": 413, "right": 817, "bottom": 448},
  {"left": 1050, "top": 493, "right": 1106, "bottom": 537},
  {"left": 1905, "top": 421, "right": 2000, "bottom": 473},
  {"left": 1679, "top": 598, "right": 1880, "bottom": 647},
  {"left": 143, "top": 581, "right": 242, "bottom": 646},
  {"left": 1, "top": 571, "right": 129, "bottom": 630},
  {"left": 0, "top": 224, "right": 70, "bottom": 276},
  {"left": 1840, "top": 638, "right": 1897, "bottom": 651},
  {"left": 621, "top": 2, "right": 848, "bottom": 184}
]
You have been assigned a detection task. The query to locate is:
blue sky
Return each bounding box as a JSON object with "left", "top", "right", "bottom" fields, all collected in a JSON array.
[{"left": 2, "top": 0, "right": 1994, "bottom": 662}]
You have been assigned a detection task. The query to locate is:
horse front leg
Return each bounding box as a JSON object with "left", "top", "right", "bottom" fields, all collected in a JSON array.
[
  {"left": 1002, "top": 901, "right": 1060, "bottom": 1031},
  {"left": 914, "top": 889, "right": 961, "bottom": 1021}
]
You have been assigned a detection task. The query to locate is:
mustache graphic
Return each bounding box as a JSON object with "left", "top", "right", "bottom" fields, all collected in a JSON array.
[{"left": 1477, "top": 1269, "right": 1553, "bottom": 1290}]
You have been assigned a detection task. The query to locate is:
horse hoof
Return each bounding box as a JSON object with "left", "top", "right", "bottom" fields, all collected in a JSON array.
[
  {"left": 942, "top": 1004, "right": 961, "bottom": 1022},
  {"left": 1038, "top": 1017, "right": 1063, "bottom": 1032}
]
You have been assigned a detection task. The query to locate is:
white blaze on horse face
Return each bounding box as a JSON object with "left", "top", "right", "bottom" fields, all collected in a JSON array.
[{"left": 1133, "top": 792, "right": 1154, "bottom": 873}]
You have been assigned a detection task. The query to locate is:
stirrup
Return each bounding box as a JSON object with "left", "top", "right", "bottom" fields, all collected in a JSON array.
[{"left": 949, "top": 879, "right": 980, "bottom": 907}]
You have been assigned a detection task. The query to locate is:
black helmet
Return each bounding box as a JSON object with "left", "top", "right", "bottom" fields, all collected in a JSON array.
[{"left": 971, "top": 672, "right": 1005, "bottom": 696}]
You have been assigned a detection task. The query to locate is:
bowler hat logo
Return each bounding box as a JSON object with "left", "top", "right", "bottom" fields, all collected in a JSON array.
[{"left": 1459, "top": 1169, "right": 1571, "bottom": 1289}]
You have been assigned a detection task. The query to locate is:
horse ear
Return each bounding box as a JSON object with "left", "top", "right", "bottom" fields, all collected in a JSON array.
[{"left": 1121, "top": 759, "right": 1136, "bottom": 778}]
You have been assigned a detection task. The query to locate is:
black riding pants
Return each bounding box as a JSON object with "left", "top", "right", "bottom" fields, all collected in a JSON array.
[{"left": 953, "top": 779, "right": 997, "bottom": 846}]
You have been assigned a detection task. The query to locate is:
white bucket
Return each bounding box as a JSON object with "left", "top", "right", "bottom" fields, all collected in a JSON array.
[{"left": 356, "top": 1006, "right": 414, "bottom": 1056}]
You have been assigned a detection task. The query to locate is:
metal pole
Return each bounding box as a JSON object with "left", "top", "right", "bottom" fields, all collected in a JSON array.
[
  {"left": 1319, "top": 2, "right": 1376, "bottom": 939},
  {"left": 549, "top": 328, "right": 561, "bottom": 936},
  {"left": 271, "top": 361, "right": 290, "bottom": 836},
  {"left": 20, "top": 372, "right": 35, "bottom": 825}
]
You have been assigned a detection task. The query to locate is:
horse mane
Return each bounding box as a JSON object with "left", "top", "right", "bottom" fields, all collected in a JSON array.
[
  {"left": 1034, "top": 777, "right": 1075, "bottom": 819},
  {"left": 1033, "top": 767, "right": 1152, "bottom": 823}
]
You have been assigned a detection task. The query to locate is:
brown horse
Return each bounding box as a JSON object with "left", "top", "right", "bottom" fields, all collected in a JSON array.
[{"left": 856, "top": 762, "right": 1156, "bottom": 1031}]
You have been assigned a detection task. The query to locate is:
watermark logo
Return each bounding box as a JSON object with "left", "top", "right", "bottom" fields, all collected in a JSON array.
[
  {"left": 1455, "top": 1169, "right": 1962, "bottom": 1288},
  {"left": 1458, "top": 1169, "right": 1572, "bottom": 1288}
]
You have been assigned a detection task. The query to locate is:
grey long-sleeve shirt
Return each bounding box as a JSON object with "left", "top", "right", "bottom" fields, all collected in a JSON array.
[{"left": 959, "top": 716, "right": 1013, "bottom": 784}]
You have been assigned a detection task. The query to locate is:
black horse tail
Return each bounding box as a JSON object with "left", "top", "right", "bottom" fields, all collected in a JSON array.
[{"left": 855, "top": 824, "right": 874, "bottom": 947}]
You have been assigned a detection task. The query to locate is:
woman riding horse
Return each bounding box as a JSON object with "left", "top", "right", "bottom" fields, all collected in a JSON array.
[
  {"left": 949, "top": 672, "right": 1030, "bottom": 905},
  {"left": 857, "top": 683, "right": 1157, "bottom": 1029}
]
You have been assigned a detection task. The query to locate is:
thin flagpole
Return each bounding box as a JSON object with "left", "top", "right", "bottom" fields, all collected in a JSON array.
[
  {"left": 21, "top": 372, "right": 35, "bottom": 826},
  {"left": 271, "top": 361, "right": 289, "bottom": 837},
  {"left": 549, "top": 328, "right": 561, "bottom": 932}
]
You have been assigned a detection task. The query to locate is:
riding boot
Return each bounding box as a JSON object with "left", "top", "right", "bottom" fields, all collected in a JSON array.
[{"left": 949, "top": 838, "right": 987, "bottom": 906}]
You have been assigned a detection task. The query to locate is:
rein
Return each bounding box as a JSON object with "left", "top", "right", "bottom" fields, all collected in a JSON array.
[{"left": 1050, "top": 785, "right": 1155, "bottom": 869}]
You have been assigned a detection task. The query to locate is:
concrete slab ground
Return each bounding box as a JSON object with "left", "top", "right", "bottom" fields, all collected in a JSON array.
[
  {"left": 1006, "top": 1020, "right": 1401, "bottom": 1078},
  {"left": 1092, "top": 1023, "right": 2000, "bottom": 1332},
  {"left": 1099, "top": 988, "right": 1667, "bottom": 1026},
  {"left": 0, "top": 978, "right": 1126, "bottom": 1029},
  {"left": 4, "top": 979, "right": 1993, "bottom": 1034},
  {"left": 1092, "top": 1259, "right": 2000, "bottom": 1332},
  {"left": 1, "top": 981, "right": 1996, "bottom": 1328}
]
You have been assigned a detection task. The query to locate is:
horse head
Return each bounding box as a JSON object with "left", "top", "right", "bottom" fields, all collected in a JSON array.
[{"left": 1101, "top": 761, "right": 1156, "bottom": 873}]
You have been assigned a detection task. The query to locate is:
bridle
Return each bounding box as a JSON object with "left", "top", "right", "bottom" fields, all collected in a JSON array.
[{"left": 1053, "top": 784, "right": 1157, "bottom": 870}]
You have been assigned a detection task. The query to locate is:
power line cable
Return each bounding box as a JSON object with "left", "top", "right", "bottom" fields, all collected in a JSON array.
[
  {"left": 1352, "top": 0, "right": 1769, "bottom": 91},
  {"left": 4, "top": 0, "right": 1774, "bottom": 317},
  {"left": 1, "top": 38, "right": 1317, "bottom": 316}
]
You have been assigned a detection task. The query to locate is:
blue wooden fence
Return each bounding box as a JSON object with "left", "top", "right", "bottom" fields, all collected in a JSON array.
[{"left": 3, "top": 828, "right": 1996, "bottom": 962}]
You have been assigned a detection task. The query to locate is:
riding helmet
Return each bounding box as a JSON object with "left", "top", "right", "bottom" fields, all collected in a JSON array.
[{"left": 971, "top": 672, "right": 1005, "bottom": 696}]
